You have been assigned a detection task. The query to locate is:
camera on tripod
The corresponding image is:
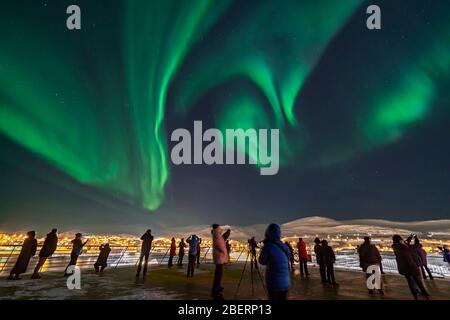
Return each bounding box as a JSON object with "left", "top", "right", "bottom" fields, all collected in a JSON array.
[{"left": 234, "top": 236, "right": 266, "bottom": 299}]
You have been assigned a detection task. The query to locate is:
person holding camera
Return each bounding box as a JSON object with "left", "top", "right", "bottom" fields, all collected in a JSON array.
[
  {"left": 438, "top": 245, "right": 450, "bottom": 266},
  {"left": 248, "top": 237, "right": 259, "bottom": 270},
  {"left": 94, "top": 243, "right": 111, "bottom": 273},
  {"left": 64, "top": 233, "right": 88, "bottom": 277},
  {"left": 392, "top": 234, "right": 430, "bottom": 300},
  {"left": 136, "top": 229, "right": 153, "bottom": 278},
  {"left": 406, "top": 235, "right": 433, "bottom": 280},
  {"left": 186, "top": 234, "right": 200, "bottom": 277}
]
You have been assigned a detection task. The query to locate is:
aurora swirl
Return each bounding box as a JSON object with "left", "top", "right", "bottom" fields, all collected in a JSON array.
[{"left": 0, "top": 0, "right": 449, "bottom": 214}]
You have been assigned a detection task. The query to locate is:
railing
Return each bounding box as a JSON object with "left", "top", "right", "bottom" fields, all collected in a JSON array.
[
  {"left": 0, "top": 244, "right": 250, "bottom": 276},
  {"left": 1, "top": 245, "right": 449, "bottom": 278},
  {"left": 333, "top": 250, "right": 450, "bottom": 278}
]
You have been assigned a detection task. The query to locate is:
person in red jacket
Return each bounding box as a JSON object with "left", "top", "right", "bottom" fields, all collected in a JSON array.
[
  {"left": 168, "top": 237, "right": 177, "bottom": 268},
  {"left": 297, "top": 238, "right": 310, "bottom": 276}
]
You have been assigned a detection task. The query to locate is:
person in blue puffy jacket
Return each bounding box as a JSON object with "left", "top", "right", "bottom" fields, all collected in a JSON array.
[{"left": 258, "top": 223, "right": 290, "bottom": 300}]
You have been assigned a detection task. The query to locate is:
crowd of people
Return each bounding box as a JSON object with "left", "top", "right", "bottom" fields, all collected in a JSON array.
[{"left": 4, "top": 224, "right": 450, "bottom": 300}]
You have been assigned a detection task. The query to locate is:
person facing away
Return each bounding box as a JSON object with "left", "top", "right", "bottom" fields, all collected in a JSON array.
[
  {"left": 248, "top": 237, "right": 259, "bottom": 270},
  {"left": 259, "top": 224, "right": 291, "bottom": 300},
  {"left": 186, "top": 234, "right": 200, "bottom": 278},
  {"left": 222, "top": 229, "right": 231, "bottom": 241},
  {"left": 321, "top": 240, "right": 338, "bottom": 285},
  {"left": 357, "top": 237, "right": 384, "bottom": 295},
  {"left": 297, "top": 238, "right": 310, "bottom": 276},
  {"left": 284, "top": 241, "right": 295, "bottom": 271},
  {"left": 405, "top": 234, "right": 423, "bottom": 269},
  {"left": 94, "top": 243, "right": 111, "bottom": 273},
  {"left": 442, "top": 245, "right": 450, "bottom": 266},
  {"left": 64, "top": 233, "right": 88, "bottom": 277},
  {"left": 392, "top": 234, "right": 430, "bottom": 300},
  {"left": 136, "top": 229, "right": 154, "bottom": 278},
  {"left": 408, "top": 235, "right": 433, "bottom": 280},
  {"left": 314, "top": 237, "right": 326, "bottom": 283},
  {"left": 196, "top": 238, "right": 202, "bottom": 265},
  {"left": 168, "top": 237, "right": 177, "bottom": 268},
  {"left": 177, "top": 238, "right": 187, "bottom": 266},
  {"left": 211, "top": 224, "right": 229, "bottom": 300},
  {"left": 31, "top": 228, "right": 58, "bottom": 279},
  {"left": 9, "top": 231, "right": 38, "bottom": 280}
]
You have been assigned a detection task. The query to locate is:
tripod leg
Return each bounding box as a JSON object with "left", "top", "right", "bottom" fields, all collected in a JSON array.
[
  {"left": 250, "top": 259, "right": 255, "bottom": 296},
  {"left": 256, "top": 266, "right": 267, "bottom": 293},
  {"left": 234, "top": 253, "right": 249, "bottom": 300},
  {"left": 255, "top": 249, "right": 267, "bottom": 295}
]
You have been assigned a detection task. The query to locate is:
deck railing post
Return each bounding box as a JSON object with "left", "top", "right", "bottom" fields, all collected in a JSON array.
[
  {"left": 160, "top": 247, "right": 170, "bottom": 265},
  {"left": 236, "top": 248, "right": 244, "bottom": 262},
  {"left": 0, "top": 245, "right": 17, "bottom": 273},
  {"left": 202, "top": 247, "right": 210, "bottom": 263},
  {"left": 115, "top": 246, "right": 128, "bottom": 269}
]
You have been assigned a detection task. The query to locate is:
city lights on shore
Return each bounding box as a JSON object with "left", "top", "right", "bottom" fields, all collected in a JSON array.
[{"left": 1, "top": 232, "right": 448, "bottom": 253}]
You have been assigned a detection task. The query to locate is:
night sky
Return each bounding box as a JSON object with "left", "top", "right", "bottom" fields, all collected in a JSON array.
[{"left": 1, "top": 0, "right": 449, "bottom": 234}]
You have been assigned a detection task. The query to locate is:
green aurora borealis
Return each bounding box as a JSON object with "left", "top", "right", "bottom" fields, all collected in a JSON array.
[{"left": 0, "top": 0, "right": 449, "bottom": 217}]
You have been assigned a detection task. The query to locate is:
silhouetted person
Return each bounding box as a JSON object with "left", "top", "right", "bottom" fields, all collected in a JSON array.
[
  {"left": 136, "top": 229, "right": 153, "bottom": 278},
  {"left": 358, "top": 236, "right": 384, "bottom": 295},
  {"left": 441, "top": 245, "right": 450, "bottom": 266},
  {"left": 259, "top": 224, "right": 290, "bottom": 300},
  {"left": 284, "top": 241, "right": 295, "bottom": 271},
  {"left": 31, "top": 228, "right": 58, "bottom": 279},
  {"left": 64, "top": 233, "right": 88, "bottom": 277},
  {"left": 186, "top": 234, "right": 200, "bottom": 277},
  {"left": 405, "top": 234, "right": 425, "bottom": 280},
  {"left": 321, "top": 240, "right": 338, "bottom": 285},
  {"left": 177, "top": 238, "right": 186, "bottom": 266},
  {"left": 297, "top": 238, "right": 310, "bottom": 276},
  {"left": 314, "top": 237, "right": 326, "bottom": 282},
  {"left": 94, "top": 243, "right": 111, "bottom": 272},
  {"left": 406, "top": 235, "right": 433, "bottom": 280},
  {"left": 222, "top": 229, "right": 231, "bottom": 241},
  {"left": 409, "top": 236, "right": 433, "bottom": 280},
  {"left": 168, "top": 238, "right": 176, "bottom": 267},
  {"left": 248, "top": 237, "right": 259, "bottom": 270},
  {"left": 8, "top": 231, "right": 37, "bottom": 280},
  {"left": 196, "top": 238, "right": 202, "bottom": 265},
  {"left": 392, "top": 235, "right": 429, "bottom": 300},
  {"left": 211, "top": 224, "right": 228, "bottom": 300},
  {"left": 226, "top": 240, "right": 231, "bottom": 262}
]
